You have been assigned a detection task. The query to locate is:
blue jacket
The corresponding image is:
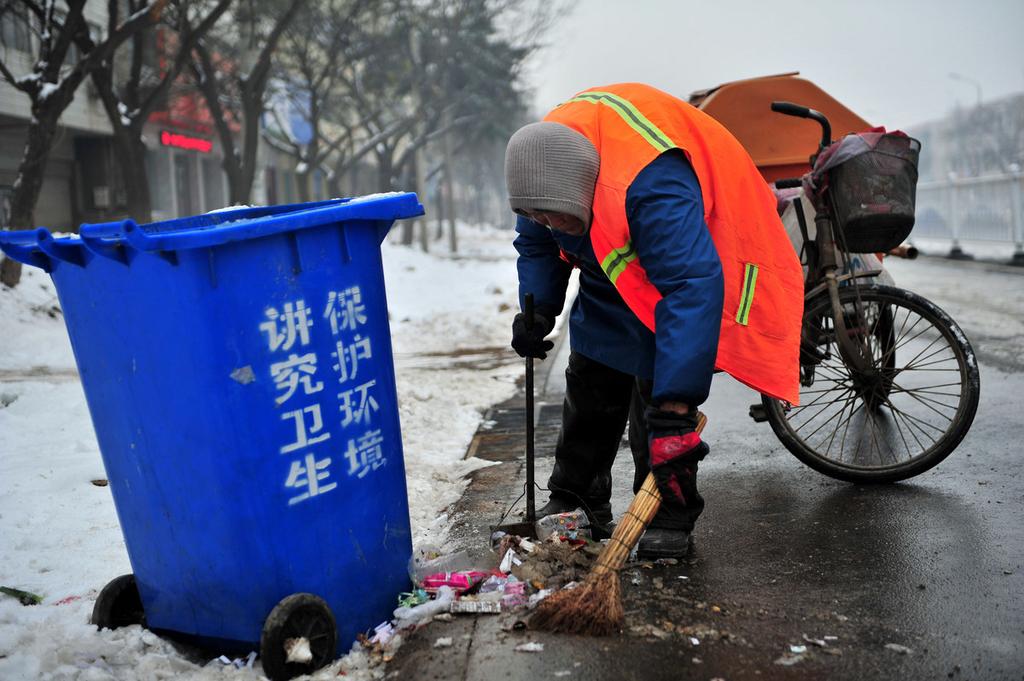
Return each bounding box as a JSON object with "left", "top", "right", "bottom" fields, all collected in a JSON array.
[{"left": 514, "top": 150, "right": 724, "bottom": 406}]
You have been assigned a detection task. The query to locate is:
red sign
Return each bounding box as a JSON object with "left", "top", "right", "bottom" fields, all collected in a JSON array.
[{"left": 160, "top": 130, "right": 213, "bottom": 153}]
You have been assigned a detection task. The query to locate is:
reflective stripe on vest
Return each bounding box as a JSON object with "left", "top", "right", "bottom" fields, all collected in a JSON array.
[
  {"left": 568, "top": 91, "right": 669, "bottom": 290},
  {"left": 600, "top": 240, "right": 638, "bottom": 284},
  {"left": 568, "top": 91, "right": 675, "bottom": 153},
  {"left": 736, "top": 263, "right": 759, "bottom": 326}
]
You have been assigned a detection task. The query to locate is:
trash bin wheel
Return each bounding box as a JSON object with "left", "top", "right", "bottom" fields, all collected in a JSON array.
[
  {"left": 260, "top": 593, "right": 337, "bottom": 681},
  {"left": 91, "top": 574, "right": 146, "bottom": 630}
]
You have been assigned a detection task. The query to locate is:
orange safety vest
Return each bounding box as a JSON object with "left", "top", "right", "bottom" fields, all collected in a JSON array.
[{"left": 544, "top": 83, "right": 803, "bottom": 404}]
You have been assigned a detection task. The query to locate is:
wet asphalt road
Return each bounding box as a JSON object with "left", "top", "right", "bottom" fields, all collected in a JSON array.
[{"left": 390, "top": 256, "right": 1024, "bottom": 680}]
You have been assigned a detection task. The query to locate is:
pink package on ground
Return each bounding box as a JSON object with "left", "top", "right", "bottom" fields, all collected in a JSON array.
[{"left": 421, "top": 571, "right": 490, "bottom": 593}]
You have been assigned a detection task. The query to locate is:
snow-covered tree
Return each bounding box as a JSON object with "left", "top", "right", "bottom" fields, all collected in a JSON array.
[
  {"left": 188, "top": 0, "right": 306, "bottom": 205},
  {"left": 86, "top": 0, "right": 231, "bottom": 225},
  {"left": 0, "top": 0, "right": 168, "bottom": 287}
]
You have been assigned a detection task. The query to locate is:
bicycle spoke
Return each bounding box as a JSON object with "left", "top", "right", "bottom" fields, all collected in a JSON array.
[
  {"left": 882, "top": 396, "right": 915, "bottom": 461},
  {"left": 882, "top": 396, "right": 946, "bottom": 437},
  {"left": 824, "top": 388, "right": 858, "bottom": 457},
  {"left": 793, "top": 387, "right": 857, "bottom": 441},
  {"left": 901, "top": 341, "right": 950, "bottom": 370},
  {"left": 884, "top": 398, "right": 935, "bottom": 454},
  {"left": 903, "top": 355, "right": 960, "bottom": 371},
  {"left": 835, "top": 396, "right": 867, "bottom": 462},
  {"left": 888, "top": 379, "right": 959, "bottom": 421},
  {"left": 887, "top": 381, "right": 963, "bottom": 393},
  {"left": 897, "top": 332, "right": 949, "bottom": 371},
  {"left": 790, "top": 382, "right": 854, "bottom": 414},
  {"left": 862, "top": 402, "right": 894, "bottom": 466},
  {"left": 887, "top": 385, "right": 961, "bottom": 407}
]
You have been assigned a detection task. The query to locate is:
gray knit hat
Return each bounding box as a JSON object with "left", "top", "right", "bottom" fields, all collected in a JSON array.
[{"left": 505, "top": 121, "right": 600, "bottom": 229}]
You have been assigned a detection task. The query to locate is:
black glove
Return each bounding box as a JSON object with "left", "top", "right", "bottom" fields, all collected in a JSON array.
[
  {"left": 646, "top": 407, "right": 708, "bottom": 507},
  {"left": 510, "top": 309, "right": 556, "bottom": 359}
]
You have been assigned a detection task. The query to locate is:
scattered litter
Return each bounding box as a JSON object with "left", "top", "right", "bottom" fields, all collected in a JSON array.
[
  {"left": 1003, "top": 569, "right": 1014, "bottom": 575},
  {"left": 450, "top": 600, "right": 501, "bottom": 614},
  {"left": 479, "top": 574, "right": 510, "bottom": 593},
  {"left": 409, "top": 547, "right": 475, "bottom": 583},
  {"left": 433, "top": 613, "right": 454, "bottom": 622},
  {"left": 394, "top": 586, "right": 457, "bottom": 628},
  {"left": 711, "top": 605, "right": 722, "bottom": 613},
  {"left": 824, "top": 635, "right": 839, "bottom": 642},
  {"left": 527, "top": 589, "right": 553, "bottom": 609},
  {"left": 370, "top": 621, "right": 395, "bottom": 645},
  {"left": 398, "top": 589, "right": 429, "bottom": 608},
  {"left": 554, "top": 672, "right": 572, "bottom": 678},
  {"left": 501, "top": 580, "right": 529, "bottom": 610},
  {"left": 790, "top": 644, "right": 807, "bottom": 654},
  {"left": 677, "top": 575, "right": 689, "bottom": 580},
  {"left": 689, "top": 637, "right": 700, "bottom": 646},
  {"left": 629, "top": 572, "right": 642, "bottom": 586},
  {"left": 884, "top": 643, "right": 913, "bottom": 655},
  {"left": 0, "top": 586, "right": 42, "bottom": 606},
  {"left": 654, "top": 558, "right": 678, "bottom": 566},
  {"left": 433, "top": 637, "right": 453, "bottom": 649},
  {"left": 535, "top": 509, "right": 590, "bottom": 542},
  {"left": 508, "top": 540, "right": 603, "bottom": 588},
  {"left": 630, "top": 624, "right": 671, "bottom": 640},
  {"left": 54, "top": 595, "right": 82, "bottom": 606},
  {"left": 515, "top": 642, "right": 545, "bottom": 653},
  {"left": 90, "top": 479, "right": 109, "bottom": 487},
  {"left": 422, "top": 571, "right": 489, "bottom": 594},
  {"left": 284, "top": 637, "right": 313, "bottom": 664},
  {"left": 802, "top": 635, "right": 828, "bottom": 647},
  {"left": 774, "top": 654, "right": 805, "bottom": 666},
  {"left": 691, "top": 656, "right": 702, "bottom": 664},
  {"left": 500, "top": 548, "right": 523, "bottom": 573}
]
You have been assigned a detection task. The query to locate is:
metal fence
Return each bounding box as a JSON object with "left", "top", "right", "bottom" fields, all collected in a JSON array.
[{"left": 914, "top": 171, "right": 1024, "bottom": 262}]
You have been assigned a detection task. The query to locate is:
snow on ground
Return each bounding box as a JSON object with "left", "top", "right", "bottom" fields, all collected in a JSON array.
[{"left": 0, "top": 222, "right": 522, "bottom": 679}]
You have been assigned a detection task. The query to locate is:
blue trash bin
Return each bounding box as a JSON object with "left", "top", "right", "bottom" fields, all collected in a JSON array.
[{"left": 0, "top": 194, "right": 425, "bottom": 675}]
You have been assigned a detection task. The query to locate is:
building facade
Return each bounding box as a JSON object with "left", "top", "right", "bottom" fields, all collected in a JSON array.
[{"left": 1, "top": 4, "right": 304, "bottom": 232}]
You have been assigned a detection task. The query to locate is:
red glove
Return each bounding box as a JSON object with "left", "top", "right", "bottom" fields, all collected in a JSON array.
[{"left": 646, "top": 408, "right": 708, "bottom": 506}]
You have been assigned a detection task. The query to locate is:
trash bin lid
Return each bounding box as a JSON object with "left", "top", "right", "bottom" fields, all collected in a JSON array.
[{"left": 0, "top": 193, "right": 425, "bottom": 271}]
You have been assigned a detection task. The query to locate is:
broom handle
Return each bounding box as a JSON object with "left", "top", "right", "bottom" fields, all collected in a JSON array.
[{"left": 593, "top": 412, "right": 706, "bottom": 576}]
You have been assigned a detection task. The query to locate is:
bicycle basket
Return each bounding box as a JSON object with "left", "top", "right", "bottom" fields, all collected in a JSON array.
[{"left": 827, "top": 134, "right": 921, "bottom": 252}]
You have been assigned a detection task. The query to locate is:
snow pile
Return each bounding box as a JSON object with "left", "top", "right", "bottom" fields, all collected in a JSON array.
[{"left": 0, "top": 221, "right": 521, "bottom": 679}]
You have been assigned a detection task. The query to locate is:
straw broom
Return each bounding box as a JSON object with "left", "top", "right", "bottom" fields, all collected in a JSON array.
[{"left": 529, "top": 412, "right": 706, "bottom": 636}]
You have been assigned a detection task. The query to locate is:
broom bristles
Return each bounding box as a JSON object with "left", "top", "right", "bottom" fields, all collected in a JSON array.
[{"left": 528, "top": 570, "right": 622, "bottom": 636}]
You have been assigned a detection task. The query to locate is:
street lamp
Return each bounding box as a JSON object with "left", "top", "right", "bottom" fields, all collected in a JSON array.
[{"left": 948, "top": 72, "right": 982, "bottom": 107}]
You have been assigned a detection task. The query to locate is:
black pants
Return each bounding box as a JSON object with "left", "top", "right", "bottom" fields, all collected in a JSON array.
[{"left": 546, "top": 351, "right": 705, "bottom": 532}]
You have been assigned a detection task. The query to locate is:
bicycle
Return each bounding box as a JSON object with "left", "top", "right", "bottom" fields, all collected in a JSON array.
[{"left": 755, "top": 101, "right": 980, "bottom": 483}]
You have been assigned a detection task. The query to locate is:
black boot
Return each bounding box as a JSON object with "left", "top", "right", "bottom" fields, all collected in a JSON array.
[{"left": 637, "top": 527, "right": 692, "bottom": 559}]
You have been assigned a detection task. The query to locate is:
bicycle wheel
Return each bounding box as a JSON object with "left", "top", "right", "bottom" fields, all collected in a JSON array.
[{"left": 763, "top": 284, "right": 980, "bottom": 483}]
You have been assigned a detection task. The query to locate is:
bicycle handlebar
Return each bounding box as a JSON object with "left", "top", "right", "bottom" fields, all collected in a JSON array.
[
  {"left": 774, "top": 178, "right": 803, "bottom": 189},
  {"left": 770, "top": 101, "right": 811, "bottom": 118},
  {"left": 771, "top": 100, "right": 832, "bottom": 151}
]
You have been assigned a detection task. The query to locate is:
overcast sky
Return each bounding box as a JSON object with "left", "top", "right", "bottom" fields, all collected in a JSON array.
[{"left": 521, "top": 0, "right": 1024, "bottom": 129}]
